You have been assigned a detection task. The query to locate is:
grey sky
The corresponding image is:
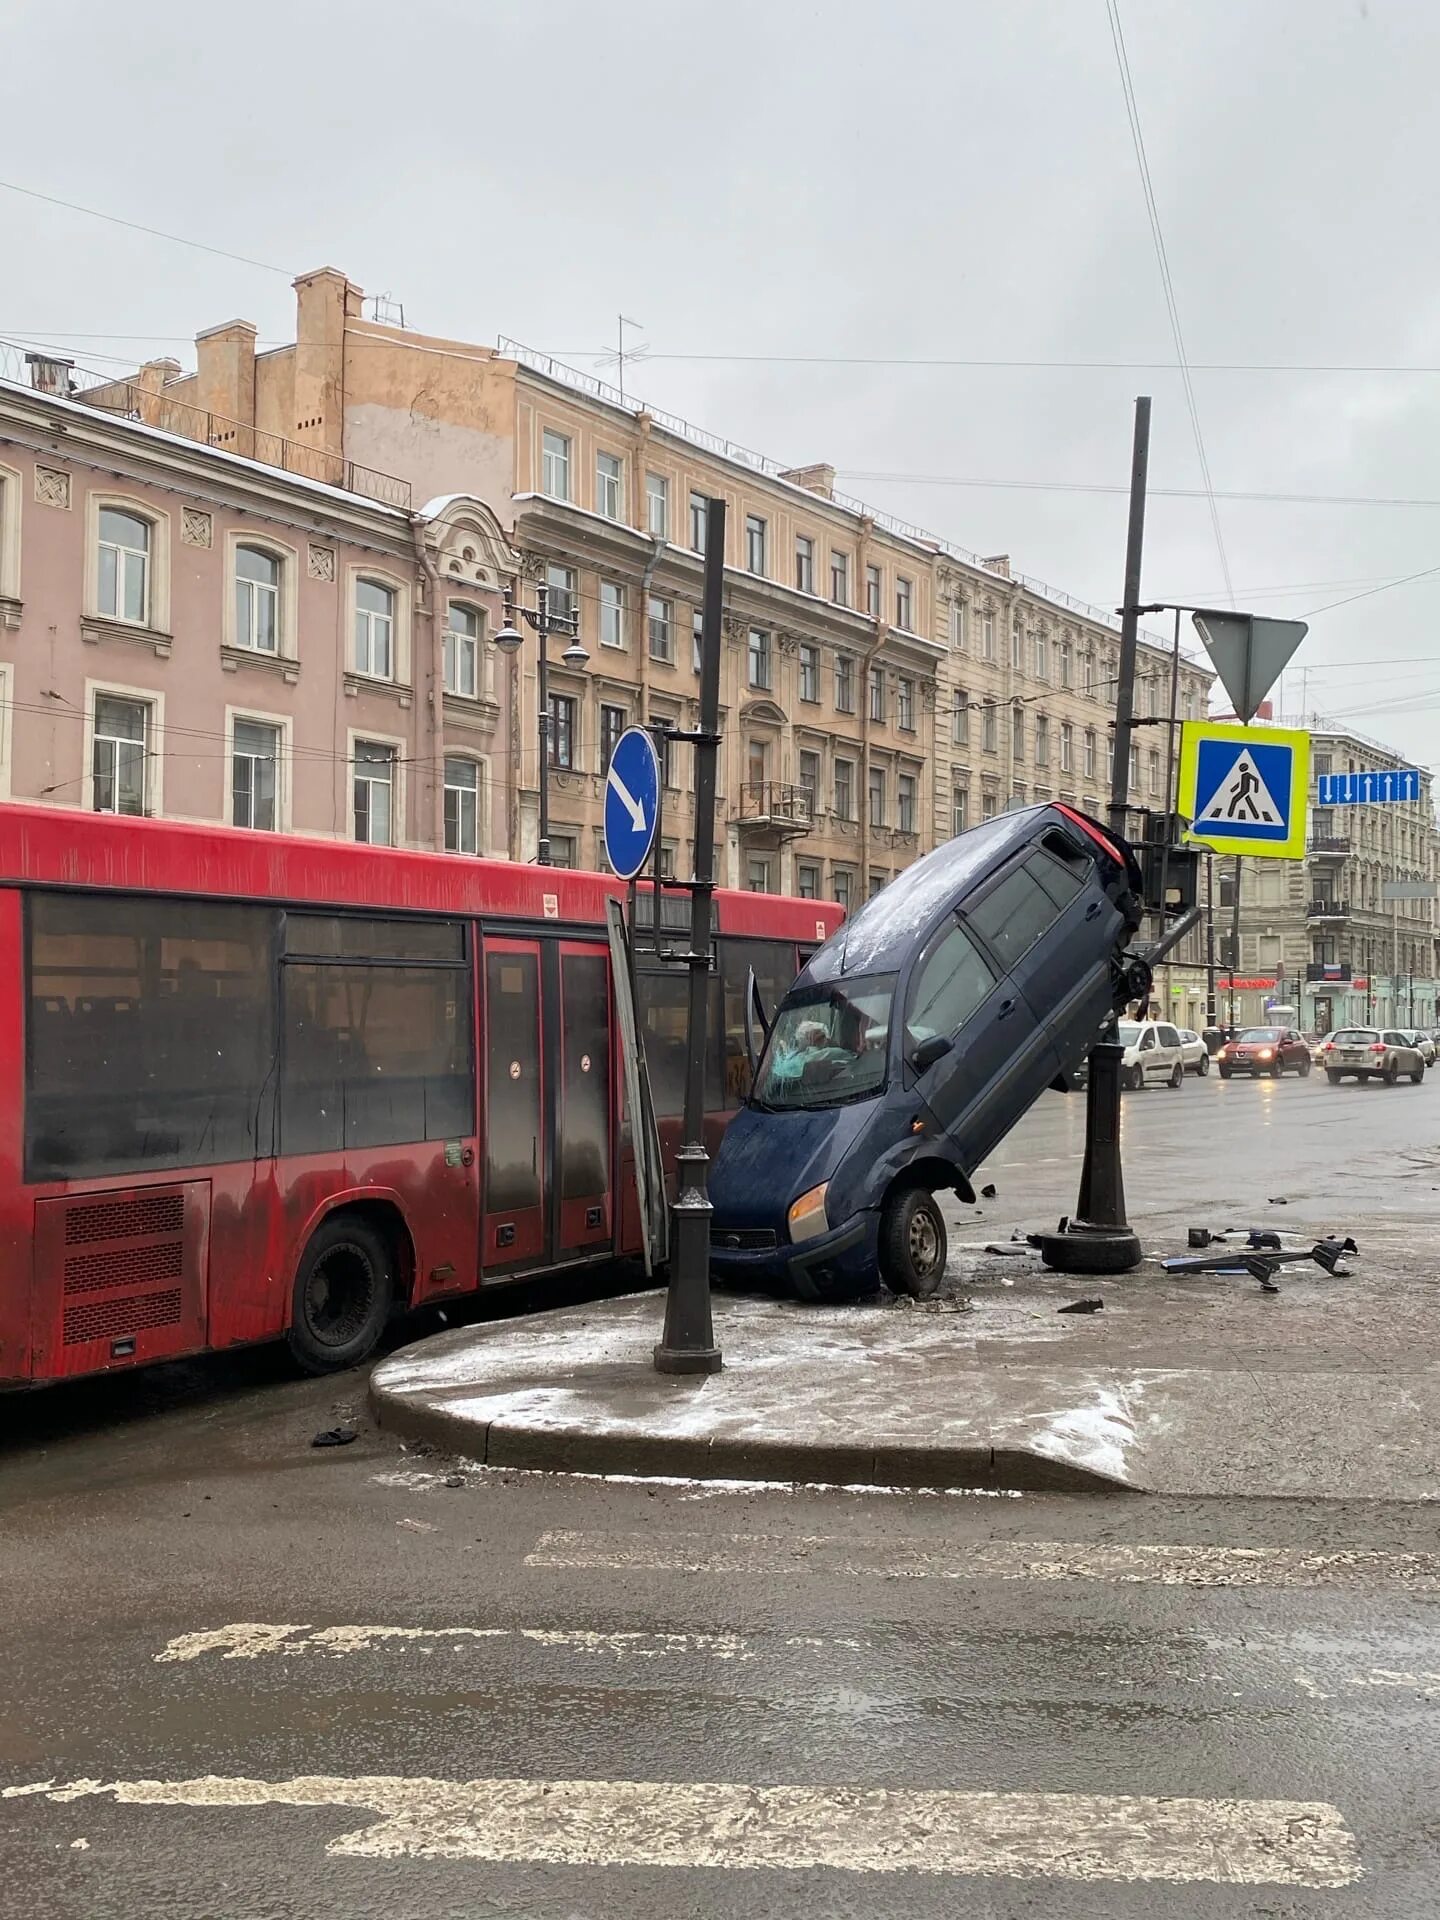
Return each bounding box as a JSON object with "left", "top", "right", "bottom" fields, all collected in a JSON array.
[{"left": 5, "top": 0, "right": 1438, "bottom": 763}]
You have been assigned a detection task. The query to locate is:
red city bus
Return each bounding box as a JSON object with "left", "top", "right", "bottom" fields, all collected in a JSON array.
[{"left": 0, "top": 806, "right": 840, "bottom": 1386}]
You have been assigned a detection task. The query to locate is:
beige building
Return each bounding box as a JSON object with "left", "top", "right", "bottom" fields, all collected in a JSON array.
[{"left": 54, "top": 269, "right": 1214, "bottom": 901}]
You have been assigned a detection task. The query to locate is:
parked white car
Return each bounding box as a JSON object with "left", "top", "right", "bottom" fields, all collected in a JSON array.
[
  {"left": 1117, "top": 1019, "right": 1186, "bottom": 1090},
  {"left": 1176, "top": 1028, "right": 1211, "bottom": 1076}
]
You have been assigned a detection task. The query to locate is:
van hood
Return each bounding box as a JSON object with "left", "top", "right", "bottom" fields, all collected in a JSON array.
[{"left": 710, "top": 1101, "right": 873, "bottom": 1231}]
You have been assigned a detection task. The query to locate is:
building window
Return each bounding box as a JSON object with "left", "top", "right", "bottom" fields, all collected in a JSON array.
[
  {"left": 981, "top": 786, "right": 999, "bottom": 821},
  {"left": 542, "top": 429, "right": 571, "bottom": 500},
  {"left": 600, "top": 703, "right": 627, "bottom": 775},
  {"left": 748, "top": 628, "right": 772, "bottom": 690},
  {"left": 981, "top": 609, "right": 995, "bottom": 660},
  {"left": 1084, "top": 652, "right": 1096, "bottom": 696},
  {"left": 795, "top": 535, "right": 815, "bottom": 594},
  {"left": 1012, "top": 705, "right": 1025, "bottom": 762},
  {"left": 747, "top": 857, "right": 772, "bottom": 893},
  {"left": 897, "top": 772, "right": 917, "bottom": 833},
  {"left": 1084, "top": 727, "right": 1097, "bottom": 778},
  {"left": 834, "top": 757, "right": 855, "bottom": 821},
  {"left": 1060, "top": 722, "right": 1074, "bottom": 773},
  {"left": 548, "top": 692, "right": 577, "bottom": 769},
  {"left": 746, "top": 513, "right": 768, "bottom": 576},
  {"left": 869, "top": 666, "right": 886, "bottom": 724},
  {"left": 747, "top": 738, "right": 769, "bottom": 789},
  {"left": 799, "top": 748, "right": 821, "bottom": 817},
  {"left": 647, "top": 595, "right": 674, "bottom": 663},
  {"left": 1013, "top": 782, "right": 1027, "bottom": 806},
  {"left": 1034, "top": 631, "right": 1049, "bottom": 680},
  {"left": 548, "top": 833, "right": 577, "bottom": 869},
  {"left": 835, "top": 654, "right": 856, "bottom": 713},
  {"left": 596, "top": 450, "right": 623, "bottom": 521},
  {"left": 865, "top": 564, "right": 881, "bottom": 617},
  {"left": 1011, "top": 620, "right": 1024, "bottom": 671},
  {"left": 1129, "top": 742, "right": 1140, "bottom": 788},
  {"left": 1182, "top": 688, "right": 1195, "bottom": 722},
  {"left": 646, "top": 472, "right": 669, "bottom": 539},
  {"left": 950, "top": 600, "right": 966, "bottom": 650},
  {"left": 689, "top": 491, "right": 708, "bottom": 553},
  {"left": 93, "top": 693, "right": 149, "bottom": 815},
  {"left": 869, "top": 872, "right": 887, "bottom": 900},
  {"left": 798, "top": 862, "right": 820, "bottom": 900},
  {"left": 952, "top": 688, "right": 970, "bottom": 746},
  {"left": 868, "top": 766, "right": 886, "bottom": 827},
  {"left": 353, "top": 739, "right": 395, "bottom": 845},
  {"left": 599, "top": 580, "right": 624, "bottom": 650},
  {"left": 1314, "top": 752, "right": 1332, "bottom": 778},
  {"left": 354, "top": 577, "right": 395, "bottom": 678},
  {"left": 1059, "top": 639, "right": 1072, "bottom": 689},
  {"left": 445, "top": 603, "right": 480, "bottom": 697},
  {"left": 1148, "top": 748, "right": 1160, "bottom": 796},
  {"left": 832, "top": 868, "right": 854, "bottom": 914},
  {"left": 895, "top": 576, "right": 913, "bottom": 631},
  {"left": 232, "top": 718, "right": 279, "bottom": 831},
  {"left": 234, "top": 544, "right": 280, "bottom": 653},
  {"left": 799, "top": 642, "right": 819, "bottom": 702},
  {"left": 1035, "top": 715, "right": 1050, "bottom": 766},
  {"left": 98, "top": 506, "right": 151, "bottom": 624},
  {"left": 896, "top": 678, "right": 915, "bottom": 732},
  {"left": 981, "top": 699, "right": 998, "bottom": 753},
  {"left": 443, "top": 756, "right": 480, "bottom": 854},
  {"left": 546, "top": 563, "right": 577, "bottom": 625},
  {"left": 953, "top": 784, "right": 969, "bottom": 835},
  {"left": 830, "top": 550, "right": 849, "bottom": 606},
  {"left": 692, "top": 608, "right": 704, "bottom": 674}
]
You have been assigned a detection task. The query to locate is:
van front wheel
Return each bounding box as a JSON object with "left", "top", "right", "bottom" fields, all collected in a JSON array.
[{"left": 878, "top": 1188, "right": 948, "bottom": 1298}]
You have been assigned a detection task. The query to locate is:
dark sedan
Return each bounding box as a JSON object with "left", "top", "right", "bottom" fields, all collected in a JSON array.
[
  {"left": 709, "top": 804, "right": 1146, "bottom": 1302},
  {"left": 1217, "top": 1026, "right": 1313, "bottom": 1079}
]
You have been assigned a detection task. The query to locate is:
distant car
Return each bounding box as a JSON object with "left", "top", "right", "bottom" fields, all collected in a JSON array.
[
  {"left": 1177, "top": 1028, "right": 1210, "bottom": 1076},
  {"left": 1402, "top": 1029, "right": 1437, "bottom": 1066},
  {"left": 1218, "top": 1026, "right": 1312, "bottom": 1078},
  {"left": 1302, "top": 1029, "right": 1330, "bottom": 1065},
  {"left": 708, "top": 803, "right": 1146, "bottom": 1301},
  {"left": 1321, "top": 1027, "right": 1426, "bottom": 1085},
  {"left": 1116, "top": 1019, "right": 1186, "bottom": 1090}
]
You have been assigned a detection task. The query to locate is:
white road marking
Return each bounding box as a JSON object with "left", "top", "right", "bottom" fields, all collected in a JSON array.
[
  {"left": 155, "top": 1622, "right": 748, "bottom": 1664},
  {"left": 526, "top": 1530, "right": 1440, "bottom": 1591},
  {"left": 0, "top": 1774, "right": 1362, "bottom": 1885}
]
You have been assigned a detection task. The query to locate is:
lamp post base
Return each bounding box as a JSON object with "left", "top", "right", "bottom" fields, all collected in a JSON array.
[
  {"left": 653, "top": 1342, "right": 723, "bottom": 1375},
  {"left": 1037, "top": 1222, "right": 1143, "bottom": 1275}
]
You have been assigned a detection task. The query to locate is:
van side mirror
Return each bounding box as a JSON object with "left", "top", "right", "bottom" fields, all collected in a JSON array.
[{"left": 911, "top": 1033, "right": 953, "bottom": 1073}]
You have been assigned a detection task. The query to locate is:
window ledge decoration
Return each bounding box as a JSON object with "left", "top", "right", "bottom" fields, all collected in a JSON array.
[
  {"left": 0, "top": 596, "right": 21, "bottom": 631},
  {"left": 220, "top": 643, "right": 300, "bottom": 684},
  {"left": 80, "top": 614, "right": 173, "bottom": 658}
]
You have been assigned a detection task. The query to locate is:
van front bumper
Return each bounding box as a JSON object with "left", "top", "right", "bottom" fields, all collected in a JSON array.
[{"left": 710, "top": 1212, "right": 877, "bottom": 1289}]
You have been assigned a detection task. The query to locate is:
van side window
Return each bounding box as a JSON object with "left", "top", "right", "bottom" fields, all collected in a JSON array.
[
  {"left": 966, "top": 865, "right": 1058, "bottom": 970},
  {"left": 1027, "top": 844, "right": 1087, "bottom": 909},
  {"left": 1158, "top": 1025, "right": 1180, "bottom": 1047},
  {"left": 906, "top": 924, "right": 996, "bottom": 1044}
]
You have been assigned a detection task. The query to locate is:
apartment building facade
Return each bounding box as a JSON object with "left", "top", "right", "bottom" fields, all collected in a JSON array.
[
  {"left": 1218, "top": 724, "right": 1440, "bottom": 1032},
  {"left": 0, "top": 367, "right": 519, "bottom": 853}
]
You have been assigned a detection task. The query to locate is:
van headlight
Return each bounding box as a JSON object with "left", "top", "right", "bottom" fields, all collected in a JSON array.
[{"left": 788, "top": 1183, "right": 830, "bottom": 1243}]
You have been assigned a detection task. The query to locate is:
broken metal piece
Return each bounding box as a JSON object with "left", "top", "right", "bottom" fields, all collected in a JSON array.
[
  {"left": 1187, "top": 1227, "right": 1212, "bottom": 1249},
  {"left": 1247, "top": 1229, "right": 1283, "bottom": 1251},
  {"left": 1058, "top": 1297, "right": 1104, "bottom": 1314}
]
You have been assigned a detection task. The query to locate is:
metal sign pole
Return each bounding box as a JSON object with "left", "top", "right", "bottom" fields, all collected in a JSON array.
[{"left": 655, "top": 497, "right": 726, "bottom": 1375}]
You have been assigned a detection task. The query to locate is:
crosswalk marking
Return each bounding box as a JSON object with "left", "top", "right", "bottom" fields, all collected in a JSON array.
[
  {"left": 155, "top": 1623, "right": 751, "bottom": 1664},
  {"left": 526, "top": 1529, "right": 1440, "bottom": 1591},
  {"left": 2, "top": 1774, "right": 1362, "bottom": 1885}
]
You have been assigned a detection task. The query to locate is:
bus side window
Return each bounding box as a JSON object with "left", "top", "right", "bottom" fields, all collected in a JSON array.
[{"left": 635, "top": 967, "right": 722, "bottom": 1118}]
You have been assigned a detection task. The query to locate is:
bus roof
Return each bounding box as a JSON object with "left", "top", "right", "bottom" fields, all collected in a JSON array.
[{"left": 0, "top": 804, "right": 841, "bottom": 943}]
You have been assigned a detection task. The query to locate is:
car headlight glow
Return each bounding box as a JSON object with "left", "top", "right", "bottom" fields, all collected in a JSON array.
[{"left": 788, "top": 1182, "right": 830, "bottom": 1243}]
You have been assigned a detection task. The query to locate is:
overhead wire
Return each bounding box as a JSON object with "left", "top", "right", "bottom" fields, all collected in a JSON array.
[{"left": 0, "top": 179, "right": 295, "bottom": 277}]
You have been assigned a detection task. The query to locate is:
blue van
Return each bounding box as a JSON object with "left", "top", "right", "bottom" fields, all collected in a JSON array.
[{"left": 708, "top": 804, "right": 1145, "bottom": 1301}]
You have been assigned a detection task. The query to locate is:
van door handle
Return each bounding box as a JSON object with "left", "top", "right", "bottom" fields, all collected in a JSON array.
[
  {"left": 1085, "top": 900, "right": 1103, "bottom": 920},
  {"left": 997, "top": 998, "right": 1016, "bottom": 1018}
]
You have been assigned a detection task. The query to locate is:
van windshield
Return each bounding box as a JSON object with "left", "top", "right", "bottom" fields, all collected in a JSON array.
[{"left": 751, "top": 975, "right": 895, "bottom": 1110}]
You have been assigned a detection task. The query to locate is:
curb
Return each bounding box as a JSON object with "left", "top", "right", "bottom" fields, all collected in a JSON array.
[{"left": 367, "top": 1380, "right": 1139, "bottom": 1496}]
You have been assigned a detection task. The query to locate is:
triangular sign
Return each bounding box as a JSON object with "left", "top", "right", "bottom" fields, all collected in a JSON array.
[
  {"left": 1191, "top": 612, "right": 1307, "bottom": 724},
  {"left": 1196, "top": 747, "right": 1284, "bottom": 827}
]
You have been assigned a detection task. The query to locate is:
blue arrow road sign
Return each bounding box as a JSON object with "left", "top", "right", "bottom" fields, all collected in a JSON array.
[
  {"left": 1317, "top": 767, "right": 1421, "bottom": 807},
  {"left": 603, "top": 726, "right": 661, "bottom": 879}
]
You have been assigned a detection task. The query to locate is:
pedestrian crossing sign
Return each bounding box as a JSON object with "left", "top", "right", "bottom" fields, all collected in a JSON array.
[{"left": 1177, "top": 721, "right": 1310, "bottom": 859}]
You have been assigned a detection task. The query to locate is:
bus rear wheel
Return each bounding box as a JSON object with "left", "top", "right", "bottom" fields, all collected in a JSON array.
[{"left": 287, "top": 1214, "right": 395, "bottom": 1375}]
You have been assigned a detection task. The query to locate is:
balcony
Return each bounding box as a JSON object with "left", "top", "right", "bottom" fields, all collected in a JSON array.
[
  {"left": 735, "top": 781, "right": 814, "bottom": 839},
  {"left": 1310, "top": 836, "right": 1351, "bottom": 857},
  {"left": 1306, "top": 898, "right": 1351, "bottom": 921}
]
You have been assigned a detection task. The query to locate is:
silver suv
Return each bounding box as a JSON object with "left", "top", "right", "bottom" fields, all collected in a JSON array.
[{"left": 1321, "top": 1027, "right": 1427, "bottom": 1086}]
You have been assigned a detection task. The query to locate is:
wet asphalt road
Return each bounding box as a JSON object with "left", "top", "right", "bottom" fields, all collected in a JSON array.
[{"left": 4, "top": 1078, "right": 1440, "bottom": 1916}]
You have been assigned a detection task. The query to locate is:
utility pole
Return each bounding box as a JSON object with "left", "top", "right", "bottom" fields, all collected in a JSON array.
[
  {"left": 654, "top": 497, "right": 725, "bottom": 1376},
  {"left": 1229, "top": 856, "right": 1243, "bottom": 1033},
  {"left": 1108, "top": 396, "right": 1152, "bottom": 838},
  {"left": 1205, "top": 850, "right": 1217, "bottom": 1028},
  {"left": 494, "top": 579, "right": 588, "bottom": 866}
]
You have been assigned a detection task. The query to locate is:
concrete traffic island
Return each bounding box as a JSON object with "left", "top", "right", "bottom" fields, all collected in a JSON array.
[{"left": 370, "top": 1223, "right": 1440, "bottom": 1500}]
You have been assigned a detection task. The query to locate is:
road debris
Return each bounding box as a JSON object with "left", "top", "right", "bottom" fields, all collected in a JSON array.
[
  {"left": 311, "top": 1427, "right": 358, "bottom": 1449},
  {"left": 1058, "top": 1297, "right": 1104, "bottom": 1314},
  {"left": 980, "top": 1183, "right": 998, "bottom": 1199}
]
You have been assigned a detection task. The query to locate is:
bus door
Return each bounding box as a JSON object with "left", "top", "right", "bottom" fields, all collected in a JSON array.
[
  {"left": 481, "top": 938, "right": 546, "bottom": 1272},
  {"left": 551, "top": 940, "right": 615, "bottom": 1261}
]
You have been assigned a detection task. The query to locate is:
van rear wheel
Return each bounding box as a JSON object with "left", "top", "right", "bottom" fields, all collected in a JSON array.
[
  {"left": 878, "top": 1188, "right": 948, "bottom": 1299},
  {"left": 287, "top": 1214, "right": 395, "bottom": 1375}
]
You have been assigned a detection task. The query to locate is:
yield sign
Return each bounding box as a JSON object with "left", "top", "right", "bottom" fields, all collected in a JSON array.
[{"left": 1190, "top": 611, "right": 1308, "bottom": 724}]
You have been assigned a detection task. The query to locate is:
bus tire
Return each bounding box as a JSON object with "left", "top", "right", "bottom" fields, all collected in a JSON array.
[
  {"left": 286, "top": 1213, "right": 395, "bottom": 1375},
  {"left": 878, "top": 1187, "right": 948, "bottom": 1298}
]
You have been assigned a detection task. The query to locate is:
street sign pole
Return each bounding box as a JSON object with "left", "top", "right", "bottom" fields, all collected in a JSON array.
[
  {"left": 1107, "top": 396, "right": 1151, "bottom": 838},
  {"left": 1229, "top": 857, "right": 1242, "bottom": 1033},
  {"left": 654, "top": 497, "right": 726, "bottom": 1376}
]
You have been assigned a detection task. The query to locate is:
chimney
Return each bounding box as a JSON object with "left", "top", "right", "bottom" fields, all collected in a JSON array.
[
  {"left": 195, "top": 320, "right": 257, "bottom": 427},
  {"left": 983, "top": 554, "right": 1011, "bottom": 578},
  {"left": 293, "top": 267, "right": 361, "bottom": 456},
  {"left": 779, "top": 462, "right": 836, "bottom": 499},
  {"left": 24, "top": 351, "right": 74, "bottom": 396}
]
